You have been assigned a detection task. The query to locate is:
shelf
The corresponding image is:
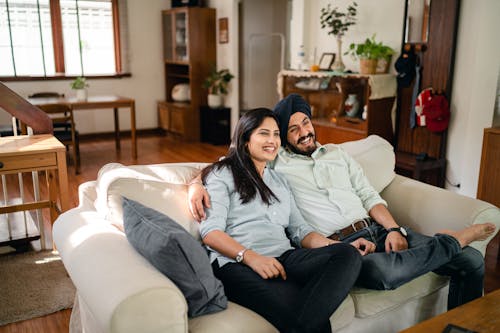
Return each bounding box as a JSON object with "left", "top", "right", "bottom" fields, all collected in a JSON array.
[
  {"left": 161, "top": 7, "right": 215, "bottom": 141},
  {"left": 164, "top": 101, "right": 191, "bottom": 108},
  {"left": 280, "top": 71, "right": 395, "bottom": 144}
]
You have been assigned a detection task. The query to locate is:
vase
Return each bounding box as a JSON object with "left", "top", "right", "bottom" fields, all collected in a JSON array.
[
  {"left": 344, "top": 94, "right": 360, "bottom": 117},
  {"left": 332, "top": 37, "right": 345, "bottom": 72},
  {"left": 207, "top": 94, "right": 223, "bottom": 108},
  {"left": 76, "top": 89, "right": 87, "bottom": 101}
]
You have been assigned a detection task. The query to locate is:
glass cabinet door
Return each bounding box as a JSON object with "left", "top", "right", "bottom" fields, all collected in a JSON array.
[
  {"left": 163, "top": 10, "right": 188, "bottom": 63},
  {"left": 174, "top": 11, "right": 188, "bottom": 62}
]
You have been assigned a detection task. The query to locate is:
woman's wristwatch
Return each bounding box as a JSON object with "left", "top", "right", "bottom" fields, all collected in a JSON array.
[{"left": 235, "top": 248, "right": 248, "bottom": 263}]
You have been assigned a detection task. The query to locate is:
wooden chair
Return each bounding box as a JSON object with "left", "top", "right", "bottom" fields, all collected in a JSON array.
[
  {"left": 37, "top": 104, "right": 81, "bottom": 174},
  {"left": 28, "top": 92, "right": 68, "bottom": 133}
]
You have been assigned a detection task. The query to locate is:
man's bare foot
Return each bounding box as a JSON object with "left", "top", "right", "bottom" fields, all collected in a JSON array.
[{"left": 439, "top": 223, "right": 496, "bottom": 248}]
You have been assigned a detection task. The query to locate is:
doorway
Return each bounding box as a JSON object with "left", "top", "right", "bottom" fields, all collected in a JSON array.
[{"left": 239, "top": 0, "right": 290, "bottom": 112}]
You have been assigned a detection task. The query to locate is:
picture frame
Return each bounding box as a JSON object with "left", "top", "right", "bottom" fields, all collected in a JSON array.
[
  {"left": 319, "top": 53, "right": 335, "bottom": 71},
  {"left": 219, "top": 18, "right": 229, "bottom": 44}
]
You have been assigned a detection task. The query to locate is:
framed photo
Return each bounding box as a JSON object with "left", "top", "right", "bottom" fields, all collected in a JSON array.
[
  {"left": 319, "top": 53, "right": 335, "bottom": 71},
  {"left": 219, "top": 18, "right": 229, "bottom": 44}
]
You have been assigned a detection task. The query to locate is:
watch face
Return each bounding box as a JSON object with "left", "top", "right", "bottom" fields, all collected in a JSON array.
[
  {"left": 236, "top": 255, "right": 243, "bottom": 263},
  {"left": 400, "top": 227, "right": 408, "bottom": 237}
]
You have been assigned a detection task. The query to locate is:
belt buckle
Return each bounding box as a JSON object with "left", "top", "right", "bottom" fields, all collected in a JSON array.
[
  {"left": 352, "top": 218, "right": 370, "bottom": 232},
  {"left": 351, "top": 221, "right": 359, "bottom": 232}
]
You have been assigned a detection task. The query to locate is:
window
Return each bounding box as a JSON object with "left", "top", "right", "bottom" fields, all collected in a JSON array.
[{"left": 0, "top": 0, "right": 122, "bottom": 78}]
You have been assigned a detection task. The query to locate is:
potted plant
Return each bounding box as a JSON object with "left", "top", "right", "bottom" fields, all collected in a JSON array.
[
  {"left": 320, "top": 2, "right": 358, "bottom": 72},
  {"left": 70, "top": 77, "right": 89, "bottom": 100},
  {"left": 203, "top": 67, "right": 234, "bottom": 108},
  {"left": 345, "top": 35, "right": 395, "bottom": 74}
]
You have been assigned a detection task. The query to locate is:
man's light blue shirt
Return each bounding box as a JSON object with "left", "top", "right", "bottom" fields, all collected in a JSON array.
[
  {"left": 199, "top": 166, "right": 315, "bottom": 267},
  {"left": 271, "top": 143, "right": 386, "bottom": 236}
]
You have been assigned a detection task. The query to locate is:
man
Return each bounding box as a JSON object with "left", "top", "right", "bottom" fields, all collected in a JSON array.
[{"left": 189, "top": 94, "right": 495, "bottom": 309}]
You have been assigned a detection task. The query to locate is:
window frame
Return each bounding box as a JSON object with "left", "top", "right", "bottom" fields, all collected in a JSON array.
[{"left": 1, "top": 0, "right": 126, "bottom": 81}]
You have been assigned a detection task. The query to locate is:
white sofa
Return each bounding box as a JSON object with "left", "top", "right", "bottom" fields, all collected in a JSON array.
[{"left": 53, "top": 135, "right": 500, "bottom": 333}]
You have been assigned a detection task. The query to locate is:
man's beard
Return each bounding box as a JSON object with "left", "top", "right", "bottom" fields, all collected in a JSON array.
[{"left": 287, "top": 132, "right": 316, "bottom": 156}]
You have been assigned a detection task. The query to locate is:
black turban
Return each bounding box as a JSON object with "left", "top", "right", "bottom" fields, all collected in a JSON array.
[{"left": 272, "top": 94, "right": 311, "bottom": 147}]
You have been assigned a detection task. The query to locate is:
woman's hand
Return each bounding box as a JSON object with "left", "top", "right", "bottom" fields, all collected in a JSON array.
[
  {"left": 243, "top": 250, "right": 287, "bottom": 280},
  {"left": 350, "top": 238, "right": 376, "bottom": 256},
  {"left": 188, "top": 182, "right": 211, "bottom": 222}
]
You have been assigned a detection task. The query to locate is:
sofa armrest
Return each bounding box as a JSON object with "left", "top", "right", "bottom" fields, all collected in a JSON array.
[
  {"left": 53, "top": 207, "right": 189, "bottom": 333},
  {"left": 381, "top": 175, "right": 500, "bottom": 255}
]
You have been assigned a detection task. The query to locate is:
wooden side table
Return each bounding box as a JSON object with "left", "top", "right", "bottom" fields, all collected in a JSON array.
[
  {"left": 400, "top": 289, "right": 500, "bottom": 333},
  {"left": 0, "top": 135, "right": 69, "bottom": 249}
]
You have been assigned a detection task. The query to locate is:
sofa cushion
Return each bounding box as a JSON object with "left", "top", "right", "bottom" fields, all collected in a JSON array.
[
  {"left": 329, "top": 294, "right": 355, "bottom": 331},
  {"left": 350, "top": 272, "right": 449, "bottom": 318},
  {"left": 123, "top": 197, "right": 227, "bottom": 317},
  {"left": 96, "top": 162, "right": 208, "bottom": 238},
  {"left": 339, "top": 135, "right": 395, "bottom": 193},
  {"left": 189, "top": 302, "right": 278, "bottom": 333}
]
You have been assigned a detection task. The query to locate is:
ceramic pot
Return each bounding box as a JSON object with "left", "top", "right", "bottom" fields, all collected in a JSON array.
[
  {"left": 207, "top": 94, "right": 223, "bottom": 108},
  {"left": 171, "top": 83, "right": 190, "bottom": 102},
  {"left": 76, "top": 89, "right": 87, "bottom": 101},
  {"left": 344, "top": 94, "right": 360, "bottom": 117}
]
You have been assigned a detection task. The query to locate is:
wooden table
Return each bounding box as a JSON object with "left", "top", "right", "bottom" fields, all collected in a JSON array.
[
  {"left": 400, "top": 289, "right": 500, "bottom": 333},
  {"left": 0, "top": 135, "right": 69, "bottom": 249},
  {"left": 29, "top": 95, "right": 137, "bottom": 159}
]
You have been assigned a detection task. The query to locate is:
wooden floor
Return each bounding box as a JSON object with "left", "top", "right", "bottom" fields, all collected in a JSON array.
[{"left": 0, "top": 133, "right": 499, "bottom": 332}]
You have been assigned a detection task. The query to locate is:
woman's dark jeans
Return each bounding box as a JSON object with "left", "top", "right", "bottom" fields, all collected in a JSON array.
[{"left": 213, "top": 243, "right": 362, "bottom": 333}]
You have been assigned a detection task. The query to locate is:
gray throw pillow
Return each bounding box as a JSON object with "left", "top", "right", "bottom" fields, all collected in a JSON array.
[{"left": 122, "top": 197, "right": 227, "bottom": 317}]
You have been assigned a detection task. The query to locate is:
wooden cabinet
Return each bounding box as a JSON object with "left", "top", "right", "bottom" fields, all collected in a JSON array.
[
  {"left": 278, "top": 70, "right": 396, "bottom": 144},
  {"left": 158, "top": 7, "right": 216, "bottom": 141},
  {"left": 477, "top": 127, "right": 500, "bottom": 206}
]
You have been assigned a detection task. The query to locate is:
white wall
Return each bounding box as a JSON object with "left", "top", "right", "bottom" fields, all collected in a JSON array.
[
  {"left": 304, "top": 0, "right": 404, "bottom": 74},
  {"left": 2, "top": 0, "right": 169, "bottom": 134},
  {"left": 446, "top": 0, "right": 500, "bottom": 197},
  {"left": 206, "top": 0, "right": 239, "bottom": 135}
]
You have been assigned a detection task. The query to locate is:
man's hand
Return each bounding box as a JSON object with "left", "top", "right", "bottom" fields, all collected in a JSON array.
[
  {"left": 350, "top": 238, "right": 376, "bottom": 256},
  {"left": 385, "top": 231, "right": 408, "bottom": 252},
  {"left": 243, "top": 250, "right": 287, "bottom": 280},
  {"left": 188, "top": 183, "right": 210, "bottom": 222}
]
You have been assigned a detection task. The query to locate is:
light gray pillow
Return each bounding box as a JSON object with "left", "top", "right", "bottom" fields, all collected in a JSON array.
[{"left": 122, "top": 197, "right": 227, "bottom": 317}]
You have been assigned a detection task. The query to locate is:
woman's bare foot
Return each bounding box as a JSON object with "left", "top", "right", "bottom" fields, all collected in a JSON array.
[{"left": 439, "top": 223, "right": 496, "bottom": 248}]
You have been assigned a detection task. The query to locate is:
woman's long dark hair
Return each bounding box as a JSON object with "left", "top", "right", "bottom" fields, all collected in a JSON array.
[{"left": 201, "top": 108, "right": 280, "bottom": 205}]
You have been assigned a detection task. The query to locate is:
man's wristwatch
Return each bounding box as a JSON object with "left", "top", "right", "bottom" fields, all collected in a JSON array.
[
  {"left": 387, "top": 226, "right": 408, "bottom": 237},
  {"left": 235, "top": 248, "right": 248, "bottom": 263}
]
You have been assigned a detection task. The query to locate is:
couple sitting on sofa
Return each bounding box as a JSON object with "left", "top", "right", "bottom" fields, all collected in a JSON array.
[{"left": 190, "top": 94, "right": 495, "bottom": 333}]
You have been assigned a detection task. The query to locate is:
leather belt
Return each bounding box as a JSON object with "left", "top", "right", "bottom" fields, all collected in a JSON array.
[{"left": 328, "top": 217, "right": 373, "bottom": 241}]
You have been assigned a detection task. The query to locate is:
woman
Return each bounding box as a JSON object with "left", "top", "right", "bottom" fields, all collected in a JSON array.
[{"left": 199, "top": 108, "right": 370, "bottom": 333}]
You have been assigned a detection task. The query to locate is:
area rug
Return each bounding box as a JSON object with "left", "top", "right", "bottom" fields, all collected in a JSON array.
[{"left": 0, "top": 250, "right": 75, "bottom": 326}]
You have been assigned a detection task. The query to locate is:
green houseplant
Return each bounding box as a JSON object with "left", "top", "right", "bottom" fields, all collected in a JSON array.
[
  {"left": 70, "top": 77, "right": 88, "bottom": 90},
  {"left": 345, "top": 35, "right": 395, "bottom": 74},
  {"left": 203, "top": 67, "right": 234, "bottom": 108},
  {"left": 319, "top": 2, "right": 358, "bottom": 72},
  {"left": 70, "top": 77, "right": 89, "bottom": 100}
]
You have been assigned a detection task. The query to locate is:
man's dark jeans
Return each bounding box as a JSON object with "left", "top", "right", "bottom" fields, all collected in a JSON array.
[
  {"left": 213, "top": 243, "right": 362, "bottom": 333},
  {"left": 342, "top": 224, "right": 485, "bottom": 309}
]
